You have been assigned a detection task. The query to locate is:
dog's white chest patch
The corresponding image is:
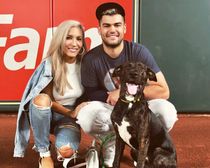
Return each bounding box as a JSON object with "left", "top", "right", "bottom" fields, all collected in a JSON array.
[{"left": 115, "top": 118, "right": 134, "bottom": 148}]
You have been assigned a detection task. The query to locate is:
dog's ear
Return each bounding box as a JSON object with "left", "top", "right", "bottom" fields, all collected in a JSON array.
[
  {"left": 147, "top": 68, "right": 157, "bottom": 82},
  {"left": 112, "top": 65, "right": 122, "bottom": 77}
]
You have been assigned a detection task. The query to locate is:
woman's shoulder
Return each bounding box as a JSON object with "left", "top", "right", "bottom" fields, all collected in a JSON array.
[
  {"left": 42, "top": 56, "right": 52, "bottom": 65},
  {"left": 32, "top": 57, "right": 52, "bottom": 77}
]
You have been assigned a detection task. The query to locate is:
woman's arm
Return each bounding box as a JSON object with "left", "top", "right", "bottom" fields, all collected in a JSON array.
[{"left": 42, "top": 81, "right": 87, "bottom": 118}]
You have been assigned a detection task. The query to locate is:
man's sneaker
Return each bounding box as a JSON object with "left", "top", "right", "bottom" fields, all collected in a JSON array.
[
  {"left": 95, "top": 133, "right": 116, "bottom": 167},
  {"left": 103, "top": 143, "right": 115, "bottom": 167}
]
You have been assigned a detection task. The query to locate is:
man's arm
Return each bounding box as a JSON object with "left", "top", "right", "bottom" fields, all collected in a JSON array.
[
  {"left": 144, "top": 71, "right": 170, "bottom": 100},
  {"left": 105, "top": 71, "right": 169, "bottom": 106},
  {"left": 134, "top": 45, "right": 170, "bottom": 100}
]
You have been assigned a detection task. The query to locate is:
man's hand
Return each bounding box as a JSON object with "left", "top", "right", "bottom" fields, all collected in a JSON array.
[{"left": 106, "top": 89, "right": 120, "bottom": 106}]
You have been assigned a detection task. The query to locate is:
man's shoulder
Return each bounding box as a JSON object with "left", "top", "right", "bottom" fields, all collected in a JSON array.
[
  {"left": 85, "top": 45, "right": 102, "bottom": 56},
  {"left": 123, "top": 40, "right": 147, "bottom": 59},
  {"left": 83, "top": 45, "right": 103, "bottom": 62},
  {"left": 124, "top": 40, "right": 145, "bottom": 50}
]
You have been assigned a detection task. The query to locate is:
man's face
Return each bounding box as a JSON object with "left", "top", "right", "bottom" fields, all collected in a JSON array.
[{"left": 98, "top": 14, "right": 126, "bottom": 48}]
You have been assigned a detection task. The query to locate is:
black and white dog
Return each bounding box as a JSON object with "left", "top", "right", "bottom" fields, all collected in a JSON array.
[{"left": 111, "top": 62, "right": 177, "bottom": 168}]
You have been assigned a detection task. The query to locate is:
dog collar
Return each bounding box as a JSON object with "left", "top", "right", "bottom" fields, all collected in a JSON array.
[{"left": 120, "top": 97, "right": 140, "bottom": 104}]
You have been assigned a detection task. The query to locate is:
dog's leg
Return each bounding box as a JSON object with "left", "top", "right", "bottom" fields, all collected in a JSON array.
[
  {"left": 137, "top": 136, "right": 150, "bottom": 168},
  {"left": 148, "top": 112, "right": 177, "bottom": 168},
  {"left": 112, "top": 132, "right": 125, "bottom": 168},
  {"left": 137, "top": 114, "right": 150, "bottom": 168}
]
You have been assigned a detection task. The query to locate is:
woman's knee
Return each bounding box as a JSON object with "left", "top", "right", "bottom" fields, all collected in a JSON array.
[
  {"left": 57, "top": 144, "right": 75, "bottom": 159},
  {"left": 33, "top": 93, "right": 52, "bottom": 109},
  {"left": 55, "top": 125, "right": 81, "bottom": 159}
]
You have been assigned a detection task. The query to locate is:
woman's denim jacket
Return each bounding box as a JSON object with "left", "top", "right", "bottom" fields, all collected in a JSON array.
[{"left": 13, "top": 57, "right": 53, "bottom": 157}]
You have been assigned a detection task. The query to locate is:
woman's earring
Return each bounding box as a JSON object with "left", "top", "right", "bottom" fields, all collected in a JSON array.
[{"left": 79, "top": 47, "right": 85, "bottom": 55}]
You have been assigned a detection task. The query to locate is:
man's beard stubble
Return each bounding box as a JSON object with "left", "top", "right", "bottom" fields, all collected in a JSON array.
[{"left": 103, "top": 39, "right": 123, "bottom": 49}]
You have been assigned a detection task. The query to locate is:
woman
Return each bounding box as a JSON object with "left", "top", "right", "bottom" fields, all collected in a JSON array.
[{"left": 13, "top": 20, "right": 88, "bottom": 168}]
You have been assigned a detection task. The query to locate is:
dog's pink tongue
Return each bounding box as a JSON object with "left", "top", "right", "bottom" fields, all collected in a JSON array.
[{"left": 126, "top": 83, "right": 138, "bottom": 95}]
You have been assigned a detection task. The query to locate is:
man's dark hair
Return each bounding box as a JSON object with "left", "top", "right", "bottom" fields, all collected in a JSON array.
[{"left": 96, "top": 2, "right": 125, "bottom": 21}]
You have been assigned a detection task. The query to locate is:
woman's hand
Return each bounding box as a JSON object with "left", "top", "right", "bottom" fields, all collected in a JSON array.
[{"left": 71, "top": 102, "right": 89, "bottom": 118}]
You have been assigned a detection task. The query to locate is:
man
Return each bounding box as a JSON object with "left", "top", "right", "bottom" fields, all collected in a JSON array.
[{"left": 80, "top": 2, "right": 178, "bottom": 167}]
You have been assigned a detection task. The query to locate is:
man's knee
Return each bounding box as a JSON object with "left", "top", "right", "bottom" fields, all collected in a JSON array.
[
  {"left": 159, "top": 100, "right": 178, "bottom": 130},
  {"left": 92, "top": 110, "right": 113, "bottom": 133},
  {"left": 148, "top": 99, "right": 178, "bottom": 130}
]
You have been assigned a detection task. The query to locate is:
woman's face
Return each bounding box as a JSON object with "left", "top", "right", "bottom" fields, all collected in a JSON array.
[{"left": 63, "top": 26, "right": 83, "bottom": 63}]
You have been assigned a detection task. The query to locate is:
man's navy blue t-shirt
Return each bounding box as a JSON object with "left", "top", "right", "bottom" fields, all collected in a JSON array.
[{"left": 81, "top": 40, "right": 160, "bottom": 102}]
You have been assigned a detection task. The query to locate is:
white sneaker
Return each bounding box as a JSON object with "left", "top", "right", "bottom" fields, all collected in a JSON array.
[
  {"left": 86, "top": 140, "right": 99, "bottom": 168},
  {"left": 103, "top": 144, "right": 115, "bottom": 167}
]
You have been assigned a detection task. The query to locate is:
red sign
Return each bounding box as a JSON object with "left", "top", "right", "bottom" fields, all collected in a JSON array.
[{"left": 0, "top": 0, "right": 132, "bottom": 102}]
